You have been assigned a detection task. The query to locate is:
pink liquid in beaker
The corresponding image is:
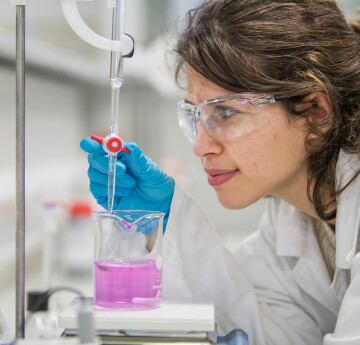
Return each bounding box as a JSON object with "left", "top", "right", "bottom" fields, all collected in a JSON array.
[{"left": 94, "top": 259, "right": 162, "bottom": 309}]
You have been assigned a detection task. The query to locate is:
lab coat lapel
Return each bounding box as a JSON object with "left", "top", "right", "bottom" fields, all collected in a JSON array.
[
  {"left": 330, "top": 150, "right": 360, "bottom": 300},
  {"left": 292, "top": 234, "right": 340, "bottom": 315},
  {"left": 276, "top": 201, "right": 340, "bottom": 315},
  {"left": 335, "top": 150, "right": 360, "bottom": 270},
  {"left": 276, "top": 201, "right": 308, "bottom": 257},
  {"left": 275, "top": 151, "right": 360, "bottom": 311}
]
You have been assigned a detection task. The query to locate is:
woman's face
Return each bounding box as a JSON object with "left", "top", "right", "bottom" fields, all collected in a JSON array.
[{"left": 187, "top": 70, "right": 310, "bottom": 209}]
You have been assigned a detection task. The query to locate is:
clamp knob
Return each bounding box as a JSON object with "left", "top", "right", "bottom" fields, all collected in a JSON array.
[{"left": 91, "top": 134, "right": 131, "bottom": 154}]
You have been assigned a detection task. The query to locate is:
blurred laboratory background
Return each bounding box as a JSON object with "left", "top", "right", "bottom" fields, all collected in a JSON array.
[{"left": 0, "top": 0, "right": 358, "bottom": 339}]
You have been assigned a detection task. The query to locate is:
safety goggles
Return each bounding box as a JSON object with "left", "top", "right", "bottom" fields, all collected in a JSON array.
[{"left": 177, "top": 93, "right": 289, "bottom": 143}]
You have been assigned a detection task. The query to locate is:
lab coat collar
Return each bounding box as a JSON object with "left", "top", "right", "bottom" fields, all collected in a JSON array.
[
  {"left": 276, "top": 201, "right": 311, "bottom": 257},
  {"left": 276, "top": 150, "right": 360, "bottom": 265},
  {"left": 276, "top": 198, "right": 340, "bottom": 313},
  {"left": 276, "top": 150, "right": 360, "bottom": 302},
  {"left": 335, "top": 150, "right": 360, "bottom": 270}
]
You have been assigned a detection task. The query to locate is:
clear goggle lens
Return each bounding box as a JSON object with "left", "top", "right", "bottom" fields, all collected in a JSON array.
[{"left": 177, "top": 96, "right": 272, "bottom": 143}]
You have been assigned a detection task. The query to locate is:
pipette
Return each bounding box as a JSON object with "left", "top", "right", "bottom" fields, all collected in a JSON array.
[
  {"left": 106, "top": 0, "right": 126, "bottom": 213},
  {"left": 110, "top": 0, "right": 125, "bottom": 135},
  {"left": 61, "top": 0, "right": 134, "bottom": 213}
]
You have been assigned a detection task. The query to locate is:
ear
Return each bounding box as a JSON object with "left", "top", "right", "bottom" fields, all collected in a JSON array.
[{"left": 300, "top": 92, "right": 332, "bottom": 123}]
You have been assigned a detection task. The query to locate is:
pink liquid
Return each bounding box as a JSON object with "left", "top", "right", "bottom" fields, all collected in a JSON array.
[{"left": 94, "top": 259, "right": 162, "bottom": 309}]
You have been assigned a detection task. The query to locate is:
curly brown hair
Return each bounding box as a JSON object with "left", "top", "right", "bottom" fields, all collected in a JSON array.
[{"left": 175, "top": 0, "right": 360, "bottom": 221}]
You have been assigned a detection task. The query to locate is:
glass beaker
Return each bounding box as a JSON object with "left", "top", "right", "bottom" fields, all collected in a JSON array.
[{"left": 92, "top": 210, "right": 164, "bottom": 310}]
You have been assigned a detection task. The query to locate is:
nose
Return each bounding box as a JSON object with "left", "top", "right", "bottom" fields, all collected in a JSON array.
[{"left": 193, "top": 122, "right": 223, "bottom": 157}]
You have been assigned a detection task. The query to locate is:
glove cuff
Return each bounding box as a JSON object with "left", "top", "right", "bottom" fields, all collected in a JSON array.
[{"left": 163, "top": 214, "right": 169, "bottom": 234}]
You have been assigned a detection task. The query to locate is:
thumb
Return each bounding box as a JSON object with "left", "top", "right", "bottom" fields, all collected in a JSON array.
[
  {"left": 119, "top": 142, "right": 153, "bottom": 178},
  {"left": 80, "top": 137, "right": 105, "bottom": 154}
]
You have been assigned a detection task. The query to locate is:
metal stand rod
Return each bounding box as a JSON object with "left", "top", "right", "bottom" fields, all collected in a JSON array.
[{"left": 15, "top": 4, "right": 26, "bottom": 339}]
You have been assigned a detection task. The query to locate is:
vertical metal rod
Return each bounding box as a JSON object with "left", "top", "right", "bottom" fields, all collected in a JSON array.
[{"left": 15, "top": 5, "right": 26, "bottom": 339}]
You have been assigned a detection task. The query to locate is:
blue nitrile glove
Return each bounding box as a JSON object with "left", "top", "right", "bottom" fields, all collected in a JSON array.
[{"left": 80, "top": 137, "right": 175, "bottom": 232}]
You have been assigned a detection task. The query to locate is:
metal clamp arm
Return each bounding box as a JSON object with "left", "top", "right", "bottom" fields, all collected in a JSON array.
[{"left": 61, "top": 0, "right": 134, "bottom": 54}]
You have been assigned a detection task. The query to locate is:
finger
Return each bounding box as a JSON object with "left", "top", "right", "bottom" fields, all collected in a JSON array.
[
  {"left": 95, "top": 196, "right": 108, "bottom": 210},
  {"left": 114, "top": 187, "right": 132, "bottom": 196},
  {"left": 118, "top": 142, "right": 154, "bottom": 179},
  {"left": 88, "top": 154, "right": 108, "bottom": 174},
  {"left": 90, "top": 182, "right": 107, "bottom": 200},
  {"left": 80, "top": 137, "right": 105, "bottom": 154},
  {"left": 88, "top": 168, "right": 107, "bottom": 186},
  {"left": 88, "top": 167, "right": 136, "bottom": 189},
  {"left": 88, "top": 154, "right": 127, "bottom": 175}
]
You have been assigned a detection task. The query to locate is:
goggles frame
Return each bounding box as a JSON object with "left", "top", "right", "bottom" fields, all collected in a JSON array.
[{"left": 177, "top": 93, "right": 290, "bottom": 143}]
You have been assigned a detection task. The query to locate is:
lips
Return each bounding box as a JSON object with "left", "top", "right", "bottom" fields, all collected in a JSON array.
[{"left": 205, "top": 169, "right": 238, "bottom": 187}]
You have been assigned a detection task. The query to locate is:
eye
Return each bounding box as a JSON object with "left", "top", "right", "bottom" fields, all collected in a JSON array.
[
  {"left": 184, "top": 107, "right": 193, "bottom": 118},
  {"left": 180, "top": 104, "right": 194, "bottom": 118},
  {"left": 215, "top": 105, "right": 240, "bottom": 119}
]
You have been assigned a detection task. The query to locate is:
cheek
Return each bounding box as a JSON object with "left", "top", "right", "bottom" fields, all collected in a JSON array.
[
  {"left": 230, "top": 123, "right": 306, "bottom": 180},
  {"left": 230, "top": 135, "right": 274, "bottom": 172}
]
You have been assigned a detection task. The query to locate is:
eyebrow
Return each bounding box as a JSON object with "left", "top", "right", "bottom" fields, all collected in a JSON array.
[{"left": 184, "top": 98, "right": 195, "bottom": 106}]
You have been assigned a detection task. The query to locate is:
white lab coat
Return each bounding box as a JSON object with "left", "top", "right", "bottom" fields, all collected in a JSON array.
[{"left": 162, "top": 150, "right": 360, "bottom": 345}]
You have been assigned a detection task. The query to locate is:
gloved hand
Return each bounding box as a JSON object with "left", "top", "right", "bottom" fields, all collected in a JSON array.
[{"left": 80, "top": 137, "right": 175, "bottom": 232}]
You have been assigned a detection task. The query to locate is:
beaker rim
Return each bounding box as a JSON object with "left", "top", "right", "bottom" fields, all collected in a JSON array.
[
  {"left": 92, "top": 210, "right": 165, "bottom": 230},
  {"left": 92, "top": 210, "right": 165, "bottom": 224},
  {"left": 92, "top": 210, "right": 165, "bottom": 217}
]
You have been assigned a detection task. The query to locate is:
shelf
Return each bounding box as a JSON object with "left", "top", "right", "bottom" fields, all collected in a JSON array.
[{"left": 0, "top": 33, "right": 181, "bottom": 97}]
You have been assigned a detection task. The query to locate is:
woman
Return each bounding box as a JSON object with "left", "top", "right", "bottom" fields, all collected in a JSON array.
[{"left": 80, "top": 0, "right": 360, "bottom": 344}]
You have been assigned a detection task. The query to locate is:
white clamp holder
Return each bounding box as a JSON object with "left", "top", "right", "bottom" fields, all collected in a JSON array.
[{"left": 61, "top": 0, "right": 134, "bottom": 55}]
